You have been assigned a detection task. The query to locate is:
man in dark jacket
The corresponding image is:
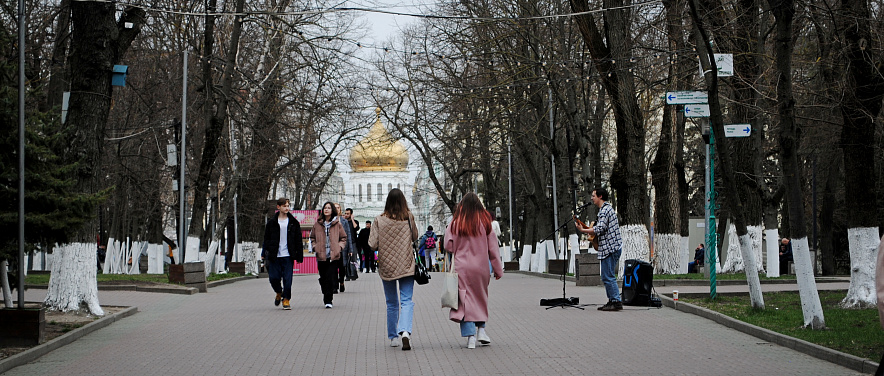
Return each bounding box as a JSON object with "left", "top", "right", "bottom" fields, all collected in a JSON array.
[
  {"left": 261, "top": 198, "right": 303, "bottom": 310},
  {"left": 357, "top": 221, "right": 373, "bottom": 273}
]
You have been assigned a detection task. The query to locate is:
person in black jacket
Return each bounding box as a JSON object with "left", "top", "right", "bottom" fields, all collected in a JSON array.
[
  {"left": 261, "top": 198, "right": 304, "bottom": 310},
  {"left": 357, "top": 221, "right": 373, "bottom": 273}
]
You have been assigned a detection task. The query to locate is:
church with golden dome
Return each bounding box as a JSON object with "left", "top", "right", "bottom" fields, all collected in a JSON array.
[{"left": 346, "top": 108, "right": 413, "bottom": 222}]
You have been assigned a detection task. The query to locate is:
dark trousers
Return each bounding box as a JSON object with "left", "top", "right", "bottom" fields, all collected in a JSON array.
[
  {"left": 267, "top": 256, "right": 293, "bottom": 300},
  {"left": 317, "top": 259, "right": 341, "bottom": 304},
  {"left": 364, "top": 252, "right": 376, "bottom": 272},
  {"left": 779, "top": 257, "right": 791, "bottom": 275}
]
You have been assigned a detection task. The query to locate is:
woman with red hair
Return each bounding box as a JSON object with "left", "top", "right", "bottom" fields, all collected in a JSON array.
[{"left": 444, "top": 192, "right": 504, "bottom": 349}]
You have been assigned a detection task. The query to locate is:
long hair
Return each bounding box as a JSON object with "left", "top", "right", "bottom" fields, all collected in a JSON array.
[
  {"left": 450, "top": 192, "right": 491, "bottom": 236},
  {"left": 381, "top": 188, "right": 411, "bottom": 220},
  {"left": 319, "top": 201, "right": 337, "bottom": 223}
]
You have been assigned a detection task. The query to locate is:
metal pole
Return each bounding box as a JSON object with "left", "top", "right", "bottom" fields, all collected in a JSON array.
[
  {"left": 549, "top": 86, "right": 560, "bottom": 259},
  {"left": 707, "top": 129, "right": 717, "bottom": 299},
  {"left": 507, "top": 142, "right": 514, "bottom": 261},
  {"left": 179, "top": 50, "right": 188, "bottom": 263},
  {"left": 17, "top": 0, "right": 26, "bottom": 309},
  {"left": 704, "top": 122, "right": 710, "bottom": 279}
]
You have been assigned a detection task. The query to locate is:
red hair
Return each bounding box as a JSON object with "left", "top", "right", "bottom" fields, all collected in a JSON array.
[{"left": 450, "top": 192, "right": 491, "bottom": 236}]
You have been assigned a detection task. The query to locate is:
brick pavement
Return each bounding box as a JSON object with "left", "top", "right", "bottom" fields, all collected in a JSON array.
[{"left": 11, "top": 272, "right": 866, "bottom": 376}]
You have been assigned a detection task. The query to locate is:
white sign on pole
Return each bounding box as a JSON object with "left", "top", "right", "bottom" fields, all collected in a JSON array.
[
  {"left": 684, "top": 104, "right": 710, "bottom": 118},
  {"left": 166, "top": 144, "right": 178, "bottom": 166},
  {"left": 724, "top": 124, "right": 751, "bottom": 137},
  {"left": 698, "top": 54, "right": 734, "bottom": 77},
  {"left": 666, "top": 91, "right": 708, "bottom": 105}
]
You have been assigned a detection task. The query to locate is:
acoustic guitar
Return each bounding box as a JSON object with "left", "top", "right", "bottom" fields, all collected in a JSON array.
[{"left": 574, "top": 216, "right": 599, "bottom": 250}]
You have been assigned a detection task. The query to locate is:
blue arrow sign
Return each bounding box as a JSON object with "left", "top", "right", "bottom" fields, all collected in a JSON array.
[
  {"left": 666, "top": 91, "right": 708, "bottom": 105},
  {"left": 724, "top": 124, "right": 751, "bottom": 137},
  {"left": 684, "top": 104, "right": 710, "bottom": 117}
]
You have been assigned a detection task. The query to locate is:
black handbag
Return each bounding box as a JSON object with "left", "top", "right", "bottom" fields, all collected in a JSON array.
[
  {"left": 347, "top": 261, "right": 359, "bottom": 280},
  {"left": 409, "top": 217, "right": 431, "bottom": 285}
]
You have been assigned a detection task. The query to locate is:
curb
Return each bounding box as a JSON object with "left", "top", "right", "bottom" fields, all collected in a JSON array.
[
  {"left": 0, "top": 305, "right": 138, "bottom": 374},
  {"left": 504, "top": 270, "right": 845, "bottom": 286},
  {"left": 27, "top": 284, "right": 198, "bottom": 295},
  {"left": 206, "top": 275, "right": 259, "bottom": 289},
  {"left": 659, "top": 294, "right": 880, "bottom": 374}
]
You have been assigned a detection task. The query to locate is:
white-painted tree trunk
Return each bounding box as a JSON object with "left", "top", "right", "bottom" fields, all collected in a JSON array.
[
  {"left": 620, "top": 224, "right": 650, "bottom": 280},
  {"left": 147, "top": 244, "right": 164, "bottom": 274},
  {"left": 679, "top": 236, "right": 689, "bottom": 274},
  {"left": 722, "top": 225, "right": 764, "bottom": 273},
  {"left": 519, "top": 244, "right": 533, "bottom": 271},
  {"left": 128, "top": 241, "right": 148, "bottom": 274},
  {"left": 736, "top": 234, "right": 765, "bottom": 308},
  {"left": 184, "top": 236, "right": 201, "bottom": 263},
  {"left": 102, "top": 238, "right": 115, "bottom": 274},
  {"left": 241, "top": 242, "right": 261, "bottom": 275},
  {"left": 653, "top": 233, "right": 682, "bottom": 274},
  {"left": 568, "top": 234, "right": 579, "bottom": 274},
  {"left": 44, "top": 243, "right": 104, "bottom": 316},
  {"left": 791, "top": 237, "right": 825, "bottom": 328},
  {"left": 840, "top": 227, "right": 880, "bottom": 308},
  {"left": 765, "top": 229, "right": 781, "bottom": 277},
  {"left": 1, "top": 260, "right": 13, "bottom": 308},
  {"left": 205, "top": 240, "right": 220, "bottom": 277}
]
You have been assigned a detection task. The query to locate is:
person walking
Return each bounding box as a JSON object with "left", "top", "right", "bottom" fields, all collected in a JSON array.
[
  {"left": 576, "top": 187, "right": 623, "bottom": 311},
  {"left": 444, "top": 192, "right": 504, "bottom": 349},
  {"left": 418, "top": 226, "right": 438, "bottom": 271},
  {"left": 310, "top": 202, "right": 347, "bottom": 308},
  {"left": 335, "top": 203, "right": 358, "bottom": 288},
  {"left": 261, "top": 198, "right": 304, "bottom": 310},
  {"left": 357, "top": 221, "right": 374, "bottom": 273},
  {"left": 368, "top": 188, "right": 419, "bottom": 350}
]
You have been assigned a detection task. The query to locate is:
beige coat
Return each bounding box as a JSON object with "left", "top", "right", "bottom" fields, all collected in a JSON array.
[
  {"left": 877, "top": 234, "right": 884, "bottom": 329},
  {"left": 310, "top": 218, "right": 347, "bottom": 262},
  {"left": 368, "top": 213, "right": 419, "bottom": 281}
]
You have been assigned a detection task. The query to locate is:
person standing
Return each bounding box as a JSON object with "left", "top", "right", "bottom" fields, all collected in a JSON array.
[
  {"left": 576, "top": 187, "right": 623, "bottom": 311},
  {"left": 310, "top": 202, "right": 347, "bottom": 308},
  {"left": 444, "top": 193, "right": 504, "bottom": 349},
  {"left": 368, "top": 188, "right": 419, "bottom": 350},
  {"left": 336, "top": 204, "right": 358, "bottom": 288},
  {"left": 357, "top": 221, "right": 374, "bottom": 273},
  {"left": 779, "top": 238, "right": 793, "bottom": 275},
  {"left": 261, "top": 198, "right": 304, "bottom": 310}
]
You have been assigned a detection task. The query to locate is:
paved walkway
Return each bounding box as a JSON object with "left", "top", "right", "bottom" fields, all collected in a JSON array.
[{"left": 10, "top": 272, "right": 866, "bottom": 376}]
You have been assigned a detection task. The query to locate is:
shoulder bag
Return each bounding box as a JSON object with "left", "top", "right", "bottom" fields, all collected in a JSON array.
[{"left": 441, "top": 252, "right": 458, "bottom": 309}]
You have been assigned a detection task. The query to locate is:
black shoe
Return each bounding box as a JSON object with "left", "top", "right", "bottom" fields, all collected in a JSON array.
[
  {"left": 597, "top": 301, "right": 610, "bottom": 311},
  {"left": 601, "top": 300, "right": 622, "bottom": 311},
  {"left": 613, "top": 301, "right": 623, "bottom": 311},
  {"left": 340, "top": 282, "right": 345, "bottom": 292}
]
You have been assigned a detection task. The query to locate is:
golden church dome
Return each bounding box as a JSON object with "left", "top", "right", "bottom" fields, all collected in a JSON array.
[{"left": 349, "top": 108, "right": 409, "bottom": 172}]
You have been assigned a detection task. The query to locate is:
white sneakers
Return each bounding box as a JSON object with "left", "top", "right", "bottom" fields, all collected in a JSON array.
[
  {"left": 400, "top": 332, "right": 411, "bottom": 351},
  {"left": 324, "top": 303, "right": 333, "bottom": 309},
  {"left": 390, "top": 337, "right": 401, "bottom": 347},
  {"left": 466, "top": 335, "right": 477, "bottom": 349},
  {"left": 477, "top": 328, "right": 491, "bottom": 344}
]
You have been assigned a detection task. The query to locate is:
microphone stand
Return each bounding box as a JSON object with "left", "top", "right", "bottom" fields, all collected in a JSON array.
[{"left": 541, "top": 202, "right": 594, "bottom": 310}]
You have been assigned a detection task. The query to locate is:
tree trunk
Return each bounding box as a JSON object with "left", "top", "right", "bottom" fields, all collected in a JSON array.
[
  {"left": 188, "top": 0, "right": 246, "bottom": 244},
  {"left": 1, "top": 260, "right": 12, "bottom": 308},
  {"left": 689, "top": 0, "right": 764, "bottom": 307},
  {"left": 837, "top": 0, "right": 884, "bottom": 308},
  {"left": 570, "top": 0, "right": 650, "bottom": 276},
  {"left": 43, "top": 243, "right": 104, "bottom": 316},
  {"left": 766, "top": 0, "right": 824, "bottom": 327}
]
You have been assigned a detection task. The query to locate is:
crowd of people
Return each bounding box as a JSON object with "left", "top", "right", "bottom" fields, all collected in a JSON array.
[{"left": 258, "top": 186, "right": 624, "bottom": 349}]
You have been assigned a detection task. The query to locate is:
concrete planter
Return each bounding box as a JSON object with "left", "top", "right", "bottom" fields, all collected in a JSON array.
[
  {"left": 168, "top": 262, "right": 207, "bottom": 292},
  {"left": 547, "top": 260, "right": 568, "bottom": 275},
  {"left": 228, "top": 262, "right": 246, "bottom": 275},
  {"left": 0, "top": 308, "right": 45, "bottom": 346}
]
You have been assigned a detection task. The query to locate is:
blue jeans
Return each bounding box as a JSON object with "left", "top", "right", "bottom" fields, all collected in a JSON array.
[
  {"left": 460, "top": 321, "right": 485, "bottom": 337},
  {"left": 600, "top": 249, "right": 621, "bottom": 302},
  {"left": 267, "top": 256, "right": 293, "bottom": 300},
  {"left": 382, "top": 277, "right": 415, "bottom": 339}
]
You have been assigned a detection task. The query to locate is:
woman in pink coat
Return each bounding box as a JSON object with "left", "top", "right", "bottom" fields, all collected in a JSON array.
[{"left": 444, "top": 192, "right": 504, "bottom": 349}]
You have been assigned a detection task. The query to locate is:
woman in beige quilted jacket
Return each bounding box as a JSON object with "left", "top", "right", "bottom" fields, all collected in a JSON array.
[
  {"left": 368, "top": 188, "right": 419, "bottom": 350},
  {"left": 310, "top": 202, "right": 347, "bottom": 309}
]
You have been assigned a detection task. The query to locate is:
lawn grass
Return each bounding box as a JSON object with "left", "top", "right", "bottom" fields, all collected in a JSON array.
[
  {"left": 26, "top": 271, "right": 244, "bottom": 285},
  {"left": 682, "top": 290, "right": 883, "bottom": 361}
]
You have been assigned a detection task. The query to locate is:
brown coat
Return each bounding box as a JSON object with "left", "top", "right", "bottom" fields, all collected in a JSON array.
[
  {"left": 368, "top": 213, "right": 419, "bottom": 281},
  {"left": 310, "top": 217, "right": 347, "bottom": 262}
]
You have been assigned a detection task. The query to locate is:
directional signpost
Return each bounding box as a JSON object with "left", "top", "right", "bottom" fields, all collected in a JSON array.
[
  {"left": 684, "top": 104, "right": 710, "bottom": 118},
  {"left": 665, "top": 91, "right": 708, "bottom": 105},
  {"left": 724, "top": 124, "right": 751, "bottom": 137}
]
